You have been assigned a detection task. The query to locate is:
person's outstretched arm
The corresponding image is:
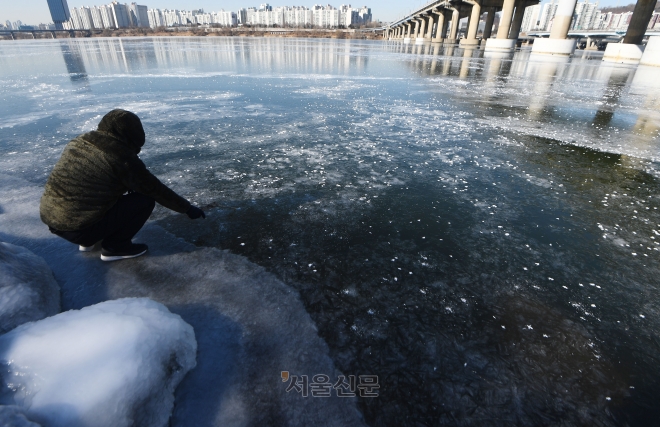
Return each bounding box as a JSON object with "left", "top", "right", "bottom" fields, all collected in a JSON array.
[{"left": 119, "top": 156, "right": 205, "bottom": 219}]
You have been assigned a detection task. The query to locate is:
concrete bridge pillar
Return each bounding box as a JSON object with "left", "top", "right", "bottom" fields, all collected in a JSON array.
[
  {"left": 508, "top": 1, "right": 526, "bottom": 40},
  {"left": 623, "top": 0, "right": 657, "bottom": 44},
  {"left": 460, "top": 1, "right": 482, "bottom": 47},
  {"left": 484, "top": 0, "right": 517, "bottom": 51},
  {"left": 584, "top": 36, "right": 599, "bottom": 50},
  {"left": 531, "top": 0, "right": 578, "bottom": 56},
  {"left": 433, "top": 11, "right": 446, "bottom": 43},
  {"left": 603, "top": 0, "right": 658, "bottom": 64},
  {"left": 447, "top": 8, "right": 460, "bottom": 44},
  {"left": 640, "top": 36, "right": 660, "bottom": 66},
  {"left": 550, "top": 0, "right": 578, "bottom": 39},
  {"left": 442, "top": 13, "right": 450, "bottom": 39},
  {"left": 416, "top": 17, "right": 427, "bottom": 42},
  {"left": 405, "top": 22, "right": 412, "bottom": 41},
  {"left": 482, "top": 7, "right": 496, "bottom": 41},
  {"left": 425, "top": 14, "right": 435, "bottom": 40},
  {"left": 496, "top": 0, "right": 516, "bottom": 39}
]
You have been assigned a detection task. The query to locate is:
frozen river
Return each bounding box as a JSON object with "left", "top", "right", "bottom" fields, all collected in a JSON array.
[{"left": 1, "top": 37, "right": 659, "bottom": 426}]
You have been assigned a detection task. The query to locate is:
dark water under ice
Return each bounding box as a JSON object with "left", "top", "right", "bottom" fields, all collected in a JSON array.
[{"left": 1, "top": 37, "right": 659, "bottom": 426}]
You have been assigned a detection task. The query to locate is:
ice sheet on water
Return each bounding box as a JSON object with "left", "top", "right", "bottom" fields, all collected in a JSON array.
[
  {"left": 0, "top": 242, "right": 60, "bottom": 334},
  {"left": 0, "top": 173, "right": 366, "bottom": 427},
  {"left": 0, "top": 298, "right": 197, "bottom": 427},
  {"left": 3, "top": 38, "right": 660, "bottom": 426}
]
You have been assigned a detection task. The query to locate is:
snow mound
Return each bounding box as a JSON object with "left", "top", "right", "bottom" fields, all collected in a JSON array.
[
  {"left": 0, "top": 406, "right": 42, "bottom": 427},
  {"left": 0, "top": 298, "right": 197, "bottom": 427},
  {"left": 0, "top": 242, "right": 60, "bottom": 334}
]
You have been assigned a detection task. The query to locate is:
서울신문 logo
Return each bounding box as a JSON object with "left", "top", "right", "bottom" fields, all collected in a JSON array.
[{"left": 281, "top": 371, "right": 379, "bottom": 397}]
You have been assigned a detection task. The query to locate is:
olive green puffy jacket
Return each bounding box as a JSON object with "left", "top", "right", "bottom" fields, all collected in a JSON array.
[{"left": 40, "top": 110, "right": 191, "bottom": 231}]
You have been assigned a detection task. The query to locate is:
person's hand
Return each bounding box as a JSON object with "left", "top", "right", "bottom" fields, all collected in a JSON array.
[{"left": 187, "top": 205, "right": 206, "bottom": 219}]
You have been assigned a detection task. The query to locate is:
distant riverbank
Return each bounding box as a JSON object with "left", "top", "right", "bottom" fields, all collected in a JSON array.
[{"left": 1, "top": 27, "right": 384, "bottom": 41}]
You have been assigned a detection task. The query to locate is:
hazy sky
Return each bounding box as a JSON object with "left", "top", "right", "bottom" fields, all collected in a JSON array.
[{"left": 2, "top": 0, "right": 632, "bottom": 25}]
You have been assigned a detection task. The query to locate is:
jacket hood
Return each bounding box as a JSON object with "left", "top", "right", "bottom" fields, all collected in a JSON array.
[{"left": 97, "top": 109, "right": 146, "bottom": 153}]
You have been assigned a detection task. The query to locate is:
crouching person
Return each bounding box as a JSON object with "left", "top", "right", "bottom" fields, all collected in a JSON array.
[{"left": 40, "top": 109, "right": 205, "bottom": 261}]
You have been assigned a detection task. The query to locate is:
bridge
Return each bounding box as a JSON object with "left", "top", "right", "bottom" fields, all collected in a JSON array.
[
  {"left": 384, "top": 0, "right": 660, "bottom": 66},
  {"left": 527, "top": 30, "right": 660, "bottom": 49},
  {"left": 0, "top": 29, "right": 101, "bottom": 40}
]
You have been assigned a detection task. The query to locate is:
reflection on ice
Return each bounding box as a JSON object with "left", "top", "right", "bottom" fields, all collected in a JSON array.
[
  {"left": 630, "top": 66, "right": 660, "bottom": 139},
  {"left": 59, "top": 41, "right": 88, "bottom": 85}
]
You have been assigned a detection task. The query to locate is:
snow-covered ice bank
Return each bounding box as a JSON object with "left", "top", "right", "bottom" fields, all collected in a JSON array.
[
  {"left": 0, "top": 298, "right": 196, "bottom": 427},
  {"left": 0, "top": 405, "right": 41, "bottom": 427},
  {"left": 0, "top": 242, "right": 60, "bottom": 334},
  {"left": 0, "top": 172, "right": 365, "bottom": 427}
]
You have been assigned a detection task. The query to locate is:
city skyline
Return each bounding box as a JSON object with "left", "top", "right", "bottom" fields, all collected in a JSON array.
[{"left": 3, "top": 0, "right": 629, "bottom": 25}]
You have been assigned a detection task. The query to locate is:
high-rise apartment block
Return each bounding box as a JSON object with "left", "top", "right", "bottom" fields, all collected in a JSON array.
[
  {"left": 64, "top": 2, "right": 149, "bottom": 29},
  {"left": 47, "top": 0, "right": 72, "bottom": 29},
  {"left": 521, "top": 4, "right": 541, "bottom": 33},
  {"left": 571, "top": 0, "right": 599, "bottom": 30},
  {"left": 146, "top": 9, "right": 237, "bottom": 27},
  {"left": 538, "top": 0, "right": 559, "bottom": 31},
  {"left": 56, "top": 2, "right": 371, "bottom": 30},
  {"left": 528, "top": 0, "right": 657, "bottom": 32},
  {"left": 144, "top": 3, "right": 370, "bottom": 29}
]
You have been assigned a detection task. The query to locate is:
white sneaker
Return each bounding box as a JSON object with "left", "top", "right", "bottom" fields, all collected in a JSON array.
[
  {"left": 79, "top": 242, "right": 100, "bottom": 252},
  {"left": 100, "top": 244, "right": 148, "bottom": 262}
]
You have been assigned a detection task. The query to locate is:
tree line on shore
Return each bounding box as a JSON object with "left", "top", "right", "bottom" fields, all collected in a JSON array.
[
  {"left": 600, "top": 2, "right": 660, "bottom": 14},
  {"left": 2, "top": 26, "right": 383, "bottom": 40}
]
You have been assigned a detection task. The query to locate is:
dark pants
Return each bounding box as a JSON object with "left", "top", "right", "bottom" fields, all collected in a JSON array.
[{"left": 50, "top": 192, "right": 156, "bottom": 251}]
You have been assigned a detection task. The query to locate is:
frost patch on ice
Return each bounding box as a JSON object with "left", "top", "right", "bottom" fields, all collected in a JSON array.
[
  {"left": 0, "top": 298, "right": 197, "bottom": 427},
  {"left": 0, "top": 113, "right": 53, "bottom": 129}
]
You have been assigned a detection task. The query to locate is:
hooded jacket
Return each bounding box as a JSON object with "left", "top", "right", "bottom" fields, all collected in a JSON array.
[{"left": 40, "top": 109, "right": 191, "bottom": 231}]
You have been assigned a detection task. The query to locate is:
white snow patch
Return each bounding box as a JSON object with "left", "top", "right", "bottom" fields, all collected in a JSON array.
[{"left": 0, "top": 298, "right": 197, "bottom": 427}]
